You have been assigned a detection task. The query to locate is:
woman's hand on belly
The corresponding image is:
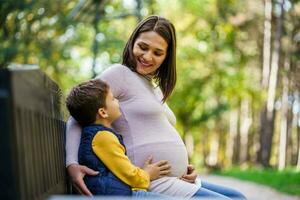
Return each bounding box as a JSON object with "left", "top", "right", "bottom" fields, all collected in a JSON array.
[{"left": 180, "top": 164, "right": 197, "bottom": 183}]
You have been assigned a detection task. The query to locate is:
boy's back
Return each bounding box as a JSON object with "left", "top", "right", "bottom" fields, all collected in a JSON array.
[{"left": 79, "top": 124, "right": 132, "bottom": 195}]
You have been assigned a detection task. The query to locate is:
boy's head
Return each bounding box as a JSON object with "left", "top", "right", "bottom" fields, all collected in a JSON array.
[{"left": 66, "top": 79, "right": 121, "bottom": 127}]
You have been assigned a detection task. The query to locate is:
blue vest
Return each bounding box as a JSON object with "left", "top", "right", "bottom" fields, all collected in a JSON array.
[{"left": 78, "top": 124, "right": 132, "bottom": 195}]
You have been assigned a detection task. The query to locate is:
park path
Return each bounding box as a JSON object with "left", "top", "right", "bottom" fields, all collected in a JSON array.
[{"left": 200, "top": 174, "right": 300, "bottom": 200}]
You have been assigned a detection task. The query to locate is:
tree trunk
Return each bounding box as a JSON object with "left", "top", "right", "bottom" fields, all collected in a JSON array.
[
  {"left": 286, "top": 105, "right": 293, "bottom": 165},
  {"left": 291, "top": 92, "right": 299, "bottom": 165},
  {"left": 261, "top": 0, "right": 272, "bottom": 88},
  {"left": 239, "top": 99, "right": 252, "bottom": 163},
  {"left": 278, "top": 54, "right": 290, "bottom": 170},
  {"left": 207, "top": 132, "right": 219, "bottom": 167},
  {"left": 295, "top": 92, "right": 300, "bottom": 170},
  {"left": 202, "top": 128, "right": 210, "bottom": 167},
  {"left": 185, "top": 132, "right": 194, "bottom": 159},
  {"left": 249, "top": 103, "right": 260, "bottom": 163},
  {"left": 227, "top": 109, "right": 238, "bottom": 166},
  {"left": 258, "top": 0, "right": 284, "bottom": 167},
  {"left": 258, "top": 106, "right": 275, "bottom": 167},
  {"left": 257, "top": 0, "right": 273, "bottom": 166},
  {"left": 266, "top": 0, "right": 283, "bottom": 120},
  {"left": 297, "top": 118, "right": 300, "bottom": 170}
]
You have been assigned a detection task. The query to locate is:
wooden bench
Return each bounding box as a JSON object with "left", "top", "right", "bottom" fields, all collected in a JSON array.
[
  {"left": 0, "top": 65, "right": 68, "bottom": 200},
  {"left": 0, "top": 66, "right": 176, "bottom": 200}
]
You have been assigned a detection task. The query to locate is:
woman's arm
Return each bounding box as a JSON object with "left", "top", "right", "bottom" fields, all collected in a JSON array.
[
  {"left": 66, "top": 117, "right": 99, "bottom": 196},
  {"left": 180, "top": 164, "right": 197, "bottom": 183},
  {"left": 66, "top": 117, "right": 81, "bottom": 166}
]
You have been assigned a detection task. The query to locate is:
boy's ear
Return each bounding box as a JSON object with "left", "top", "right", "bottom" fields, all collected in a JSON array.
[{"left": 98, "top": 108, "right": 109, "bottom": 118}]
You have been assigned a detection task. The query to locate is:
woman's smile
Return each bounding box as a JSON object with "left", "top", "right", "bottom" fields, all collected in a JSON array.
[
  {"left": 133, "top": 31, "right": 168, "bottom": 75},
  {"left": 137, "top": 57, "right": 153, "bottom": 68}
]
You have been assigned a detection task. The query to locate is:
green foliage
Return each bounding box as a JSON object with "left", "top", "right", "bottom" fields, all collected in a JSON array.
[
  {"left": 168, "top": 0, "right": 262, "bottom": 141},
  {"left": 2, "top": 0, "right": 299, "bottom": 170},
  {"left": 0, "top": 0, "right": 89, "bottom": 92},
  {"left": 0, "top": 0, "right": 137, "bottom": 92},
  {"left": 215, "top": 168, "right": 300, "bottom": 196}
]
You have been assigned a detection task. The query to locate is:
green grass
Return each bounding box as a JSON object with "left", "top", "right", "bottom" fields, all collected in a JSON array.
[{"left": 214, "top": 168, "right": 300, "bottom": 196}]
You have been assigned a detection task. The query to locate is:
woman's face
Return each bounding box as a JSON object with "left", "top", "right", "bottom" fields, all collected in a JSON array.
[{"left": 133, "top": 31, "right": 168, "bottom": 76}]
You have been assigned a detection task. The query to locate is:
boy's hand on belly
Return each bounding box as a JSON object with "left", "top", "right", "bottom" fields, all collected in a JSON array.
[
  {"left": 180, "top": 164, "right": 197, "bottom": 183},
  {"left": 143, "top": 155, "right": 171, "bottom": 180}
]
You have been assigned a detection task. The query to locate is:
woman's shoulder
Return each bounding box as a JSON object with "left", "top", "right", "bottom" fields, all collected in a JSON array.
[
  {"left": 102, "top": 64, "right": 132, "bottom": 75},
  {"left": 96, "top": 64, "right": 134, "bottom": 96},
  {"left": 96, "top": 64, "right": 133, "bottom": 82}
]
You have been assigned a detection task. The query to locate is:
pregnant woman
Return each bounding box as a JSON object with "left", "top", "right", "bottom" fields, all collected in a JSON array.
[{"left": 66, "top": 15, "right": 246, "bottom": 200}]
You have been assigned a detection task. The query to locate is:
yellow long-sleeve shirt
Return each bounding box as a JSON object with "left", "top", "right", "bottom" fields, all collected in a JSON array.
[{"left": 92, "top": 130, "right": 150, "bottom": 190}]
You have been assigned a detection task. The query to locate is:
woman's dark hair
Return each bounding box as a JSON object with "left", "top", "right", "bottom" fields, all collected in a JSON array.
[
  {"left": 66, "top": 79, "right": 109, "bottom": 127},
  {"left": 122, "top": 15, "right": 177, "bottom": 102}
]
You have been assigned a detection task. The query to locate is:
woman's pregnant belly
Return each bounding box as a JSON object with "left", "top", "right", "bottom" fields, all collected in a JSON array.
[
  {"left": 130, "top": 142, "right": 189, "bottom": 177},
  {"left": 115, "top": 100, "right": 189, "bottom": 177}
]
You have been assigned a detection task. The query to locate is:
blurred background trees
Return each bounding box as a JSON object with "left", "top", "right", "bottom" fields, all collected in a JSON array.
[{"left": 1, "top": 0, "right": 300, "bottom": 171}]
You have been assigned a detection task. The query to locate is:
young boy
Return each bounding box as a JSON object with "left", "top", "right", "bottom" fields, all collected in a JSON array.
[{"left": 66, "top": 79, "right": 170, "bottom": 197}]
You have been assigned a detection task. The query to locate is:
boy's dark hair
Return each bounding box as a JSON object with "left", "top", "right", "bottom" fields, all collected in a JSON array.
[{"left": 66, "top": 79, "right": 109, "bottom": 127}]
